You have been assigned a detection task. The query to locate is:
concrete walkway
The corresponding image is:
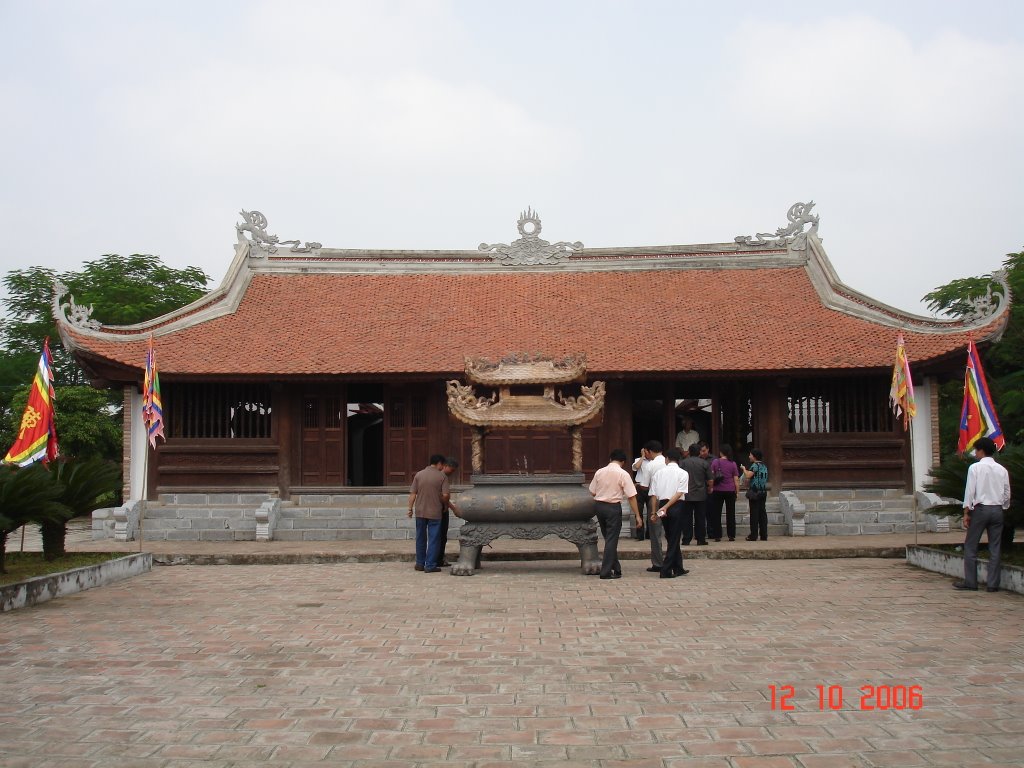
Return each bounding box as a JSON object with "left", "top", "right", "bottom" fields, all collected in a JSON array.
[{"left": 1, "top": 554, "right": 1022, "bottom": 767}]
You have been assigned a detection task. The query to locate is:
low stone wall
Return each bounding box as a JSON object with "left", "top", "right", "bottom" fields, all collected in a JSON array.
[
  {"left": 1, "top": 553, "right": 152, "bottom": 612},
  {"left": 906, "top": 545, "right": 1024, "bottom": 595}
]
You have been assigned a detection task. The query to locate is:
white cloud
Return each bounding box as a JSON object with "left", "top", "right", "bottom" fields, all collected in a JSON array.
[{"left": 722, "top": 16, "right": 1024, "bottom": 144}]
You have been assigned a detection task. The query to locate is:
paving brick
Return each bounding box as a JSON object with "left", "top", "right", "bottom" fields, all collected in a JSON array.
[{"left": 2, "top": 554, "right": 1021, "bottom": 767}]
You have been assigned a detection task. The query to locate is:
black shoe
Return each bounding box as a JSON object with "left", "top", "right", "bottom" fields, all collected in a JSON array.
[
  {"left": 423, "top": 567, "right": 442, "bottom": 573},
  {"left": 697, "top": 541, "right": 709, "bottom": 546},
  {"left": 678, "top": 569, "right": 690, "bottom": 575},
  {"left": 682, "top": 540, "right": 692, "bottom": 546},
  {"left": 599, "top": 573, "right": 621, "bottom": 580},
  {"left": 659, "top": 572, "right": 677, "bottom": 579},
  {"left": 439, "top": 560, "right": 451, "bottom": 567},
  {"left": 987, "top": 587, "right": 1000, "bottom": 593},
  {"left": 646, "top": 566, "right": 661, "bottom": 572},
  {"left": 714, "top": 538, "right": 721, "bottom": 543},
  {"left": 414, "top": 564, "right": 424, "bottom": 571},
  {"left": 745, "top": 535, "right": 757, "bottom": 541},
  {"left": 728, "top": 537, "right": 735, "bottom": 542},
  {"left": 952, "top": 581, "right": 977, "bottom": 591},
  {"left": 760, "top": 538, "right": 768, "bottom": 541}
]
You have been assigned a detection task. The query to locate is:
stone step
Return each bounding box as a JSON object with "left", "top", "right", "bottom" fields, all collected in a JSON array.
[{"left": 291, "top": 493, "right": 407, "bottom": 507}]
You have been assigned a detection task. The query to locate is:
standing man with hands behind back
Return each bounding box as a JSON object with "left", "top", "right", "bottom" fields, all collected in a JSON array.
[{"left": 953, "top": 437, "right": 1011, "bottom": 593}]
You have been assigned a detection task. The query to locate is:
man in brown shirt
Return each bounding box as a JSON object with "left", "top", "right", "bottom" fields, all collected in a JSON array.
[{"left": 407, "top": 454, "right": 449, "bottom": 572}]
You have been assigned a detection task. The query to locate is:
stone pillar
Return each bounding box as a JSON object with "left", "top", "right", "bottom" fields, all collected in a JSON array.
[{"left": 471, "top": 428, "right": 484, "bottom": 474}]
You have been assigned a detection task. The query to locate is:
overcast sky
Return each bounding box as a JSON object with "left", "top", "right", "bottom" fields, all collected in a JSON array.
[{"left": 2, "top": 0, "right": 1022, "bottom": 314}]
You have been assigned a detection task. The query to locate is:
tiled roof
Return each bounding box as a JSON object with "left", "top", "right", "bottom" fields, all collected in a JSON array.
[{"left": 59, "top": 266, "right": 1004, "bottom": 378}]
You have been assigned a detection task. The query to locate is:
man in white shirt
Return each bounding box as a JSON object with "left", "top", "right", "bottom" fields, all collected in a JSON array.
[
  {"left": 636, "top": 440, "right": 666, "bottom": 572},
  {"left": 675, "top": 417, "right": 700, "bottom": 453},
  {"left": 651, "top": 447, "right": 690, "bottom": 578},
  {"left": 954, "top": 437, "right": 1012, "bottom": 592}
]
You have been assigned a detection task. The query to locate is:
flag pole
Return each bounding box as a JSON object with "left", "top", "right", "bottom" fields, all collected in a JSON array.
[{"left": 910, "top": 418, "right": 918, "bottom": 546}]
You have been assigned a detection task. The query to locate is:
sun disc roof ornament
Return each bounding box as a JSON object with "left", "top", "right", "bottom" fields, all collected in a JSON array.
[
  {"left": 736, "top": 201, "right": 820, "bottom": 251},
  {"left": 478, "top": 208, "right": 584, "bottom": 266},
  {"left": 236, "top": 210, "right": 322, "bottom": 257}
]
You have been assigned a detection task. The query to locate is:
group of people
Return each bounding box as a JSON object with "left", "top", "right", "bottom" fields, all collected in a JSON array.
[{"left": 588, "top": 439, "right": 769, "bottom": 580}]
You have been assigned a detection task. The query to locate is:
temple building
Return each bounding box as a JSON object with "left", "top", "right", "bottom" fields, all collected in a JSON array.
[{"left": 55, "top": 203, "right": 1009, "bottom": 540}]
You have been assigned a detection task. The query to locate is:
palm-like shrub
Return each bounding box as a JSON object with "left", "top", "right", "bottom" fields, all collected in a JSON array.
[
  {"left": 0, "top": 463, "right": 67, "bottom": 572},
  {"left": 924, "top": 445, "right": 1023, "bottom": 550},
  {"left": 42, "top": 457, "right": 121, "bottom": 560}
]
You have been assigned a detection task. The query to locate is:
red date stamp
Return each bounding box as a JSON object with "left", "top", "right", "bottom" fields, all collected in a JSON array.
[{"left": 769, "top": 684, "right": 923, "bottom": 711}]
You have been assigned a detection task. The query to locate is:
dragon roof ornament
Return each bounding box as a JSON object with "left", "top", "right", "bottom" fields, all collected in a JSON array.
[
  {"left": 52, "top": 281, "right": 101, "bottom": 331},
  {"left": 236, "top": 210, "right": 322, "bottom": 256},
  {"left": 479, "top": 208, "right": 583, "bottom": 266},
  {"left": 960, "top": 269, "right": 1011, "bottom": 323},
  {"left": 736, "top": 201, "right": 820, "bottom": 251}
]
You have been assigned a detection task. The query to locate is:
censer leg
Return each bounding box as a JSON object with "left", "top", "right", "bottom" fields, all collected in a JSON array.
[{"left": 451, "top": 542, "right": 482, "bottom": 576}]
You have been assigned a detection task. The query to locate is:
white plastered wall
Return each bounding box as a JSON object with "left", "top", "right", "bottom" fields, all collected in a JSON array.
[{"left": 911, "top": 378, "right": 934, "bottom": 491}]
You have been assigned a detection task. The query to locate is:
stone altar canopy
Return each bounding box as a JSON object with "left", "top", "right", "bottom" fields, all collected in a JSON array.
[{"left": 445, "top": 355, "right": 606, "bottom": 575}]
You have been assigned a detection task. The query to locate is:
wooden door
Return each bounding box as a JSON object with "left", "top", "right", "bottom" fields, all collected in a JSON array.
[
  {"left": 299, "top": 391, "right": 344, "bottom": 486},
  {"left": 384, "top": 387, "right": 429, "bottom": 485}
]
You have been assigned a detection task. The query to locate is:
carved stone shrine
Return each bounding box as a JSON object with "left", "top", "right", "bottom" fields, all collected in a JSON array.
[{"left": 445, "top": 354, "right": 606, "bottom": 575}]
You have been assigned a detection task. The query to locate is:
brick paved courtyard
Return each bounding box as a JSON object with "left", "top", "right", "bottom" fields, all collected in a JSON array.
[{"left": 1, "top": 559, "right": 1022, "bottom": 767}]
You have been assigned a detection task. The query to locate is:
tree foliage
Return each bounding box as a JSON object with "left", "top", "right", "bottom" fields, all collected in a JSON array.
[
  {"left": 923, "top": 248, "right": 1024, "bottom": 448},
  {"left": 0, "top": 254, "right": 209, "bottom": 465}
]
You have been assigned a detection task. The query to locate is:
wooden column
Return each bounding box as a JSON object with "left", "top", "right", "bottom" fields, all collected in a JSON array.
[{"left": 275, "top": 383, "right": 292, "bottom": 500}]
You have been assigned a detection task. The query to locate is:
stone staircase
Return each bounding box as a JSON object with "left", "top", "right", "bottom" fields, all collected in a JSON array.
[
  {"left": 94, "top": 489, "right": 933, "bottom": 542},
  {"left": 780, "top": 489, "right": 920, "bottom": 536},
  {"left": 109, "top": 492, "right": 460, "bottom": 542}
]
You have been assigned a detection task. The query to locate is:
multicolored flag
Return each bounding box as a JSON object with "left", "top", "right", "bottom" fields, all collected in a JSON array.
[
  {"left": 3, "top": 339, "right": 59, "bottom": 466},
  {"left": 957, "top": 340, "right": 1005, "bottom": 453},
  {"left": 889, "top": 332, "right": 916, "bottom": 431},
  {"left": 142, "top": 335, "right": 165, "bottom": 448}
]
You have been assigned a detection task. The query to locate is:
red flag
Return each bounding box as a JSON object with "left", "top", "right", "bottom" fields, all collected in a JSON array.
[
  {"left": 957, "top": 340, "right": 1005, "bottom": 453},
  {"left": 4, "top": 339, "right": 59, "bottom": 466}
]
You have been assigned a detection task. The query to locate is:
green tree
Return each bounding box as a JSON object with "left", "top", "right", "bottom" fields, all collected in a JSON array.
[
  {"left": 1, "top": 254, "right": 208, "bottom": 465},
  {"left": 923, "top": 248, "right": 1024, "bottom": 448}
]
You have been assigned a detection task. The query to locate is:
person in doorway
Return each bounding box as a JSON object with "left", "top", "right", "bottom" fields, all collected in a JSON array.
[
  {"left": 636, "top": 440, "right": 666, "bottom": 571},
  {"left": 652, "top": 447, "right": 690, "bottom": 578},
  {"left": 589, "top": 449, "right": 642, "bottom": 580},
  {"left": 741, "top": 449, "right": 769, "bottom": 541},
  {"left": 439, "top": 457, "right": 463, "bottom": 567},
  {"left": 675, "top": 417, "right": 700, "bottom": 453},
  {"left": 709, "top": 444, "right": 741, "bottom": 541},
  {"left": 407, "top": 454, "right": 449, "bottom": 572},
  {"left": 680, "top": 443, "right": 711, "bottom": 545},
  {"left": 953, "top": 437, "right": 1011, "bottom": 592}
]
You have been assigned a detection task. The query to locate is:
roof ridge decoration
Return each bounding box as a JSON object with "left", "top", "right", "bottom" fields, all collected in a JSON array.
[
  {"left": 736, "top": 201, "right": 820, "bottom": 251},
  {"left": 465, "top": 353, "right": 588, "bottom": 385},
  {"left": 236, "top": 210, "right": 322, "bottom": 256},
  {"left": 52, "top": 281, "right": 101, "bottom": 331},
  {"left": 962, "top": 270, "right": 1009, "bottom": 322},
  {"left": 478, "top": 208, "right": 584, "bottom": 266}
]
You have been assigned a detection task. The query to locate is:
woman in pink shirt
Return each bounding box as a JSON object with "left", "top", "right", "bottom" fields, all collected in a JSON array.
[{"left": 709, "top": 444, "right": 741, "bottom": 542}]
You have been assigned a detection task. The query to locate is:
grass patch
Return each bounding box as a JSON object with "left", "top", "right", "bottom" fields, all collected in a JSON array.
[
  {"left": 923, "top": 543, "right": 1024, "bottom": 568},
  {"left": 0, "top": 552, "right": 124, "bottom": 586}
]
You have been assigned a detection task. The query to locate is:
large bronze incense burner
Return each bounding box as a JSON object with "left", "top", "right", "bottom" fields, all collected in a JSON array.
[{"left": 446, "top": 354, "right": 605, "bottom": 575}]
